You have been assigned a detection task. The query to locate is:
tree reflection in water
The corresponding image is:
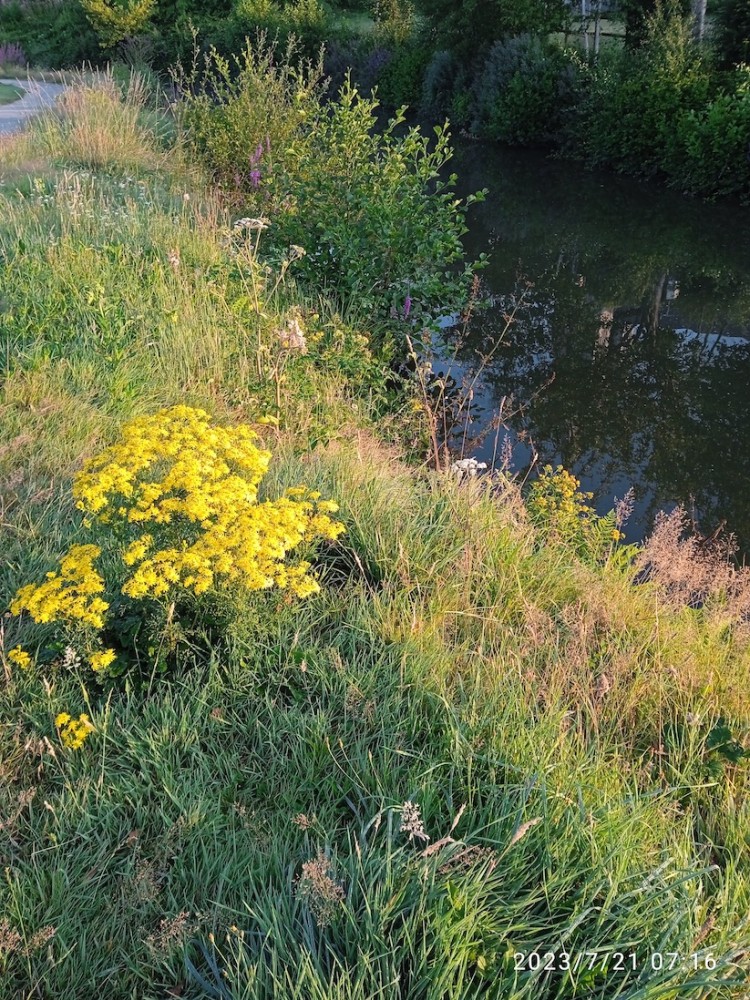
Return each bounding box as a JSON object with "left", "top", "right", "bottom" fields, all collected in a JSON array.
[{"left": 440, "top": 143, "right": 750, "bottom": 548}]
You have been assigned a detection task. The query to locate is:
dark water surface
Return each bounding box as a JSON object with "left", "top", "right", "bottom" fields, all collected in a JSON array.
[{"left": 443, "top": 142, "right": 750, "bottom": 547}]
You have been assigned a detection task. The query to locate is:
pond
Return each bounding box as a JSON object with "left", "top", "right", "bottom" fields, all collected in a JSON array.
[{"left": 440, "top": 141, "right": 750, "bottom": 550}]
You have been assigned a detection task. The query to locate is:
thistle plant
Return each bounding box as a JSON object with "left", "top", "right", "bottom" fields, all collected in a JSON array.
[{"left": 10, "top": 406, "right": 344, "bottom": 675}]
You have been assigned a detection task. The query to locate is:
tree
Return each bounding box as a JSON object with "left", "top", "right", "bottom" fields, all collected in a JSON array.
[
  {"left": 79, "top": 0, "right": 156, "bottom": 47},
  {"left": 621, "top": 0, "right": 689, "bottom": 48},
  {"left": 413, "top": 0, "right": 568, "bottom": 58},
  {"left": 714, "top": 0, "right": 750, "bottom": 66}
]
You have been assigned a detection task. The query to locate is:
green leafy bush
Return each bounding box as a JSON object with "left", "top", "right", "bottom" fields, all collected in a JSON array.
[
  {"left": 268, "top": 83, "right": 485, "bottom": 324},
  {"left": 79, "top": 0, "right": 156, "bottom": 47},
  {"left": 176, "top": 36, "right": 326, "bottom": 193},
  {"left": 180, "top": 41, "right": 486, "bottom": 329},
  {"left": 205, "top": 0, "right": 331, "bottom": 60},
  {"left": 668, "top": 66, "right": 750, "bottom": 200},
  {"left": 0, "top": 1, "right": 101, "bottom": 67},
  {"left": 570, "top": 3, "right": 711, "bottom": 178},
  {"left": 421, "top": 49, "right": 462, "bottom": 118},
  {"left": 472, "top": 35, "right": 582, "bottom": 145},
  {"left": 376, "top": 37, "right": 431, "bottom": 107}
]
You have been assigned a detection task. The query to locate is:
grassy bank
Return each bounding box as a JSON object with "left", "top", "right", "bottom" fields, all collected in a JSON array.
[{"left": 1, "top": 75, "right": 749, "bottom": 999}]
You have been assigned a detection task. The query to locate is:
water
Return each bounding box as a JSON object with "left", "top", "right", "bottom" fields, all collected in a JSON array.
[{"left": 440, "top": 142, "right": 750, "bottom": 548}]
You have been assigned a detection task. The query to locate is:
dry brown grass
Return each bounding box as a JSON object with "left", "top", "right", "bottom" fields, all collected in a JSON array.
[
  {"left": 637, "top": 505, "right": 750, "bottom": 622},
  {"left": 24, "top": 71, "right": 166, "bottom": 172}
]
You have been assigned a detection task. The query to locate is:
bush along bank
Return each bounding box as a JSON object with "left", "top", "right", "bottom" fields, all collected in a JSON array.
[
  {"left": 0, "top": 68, "right": 749, "bottom": 998},
  {"left": 417, "top": 3, "right": 750, "bottom": 203}
]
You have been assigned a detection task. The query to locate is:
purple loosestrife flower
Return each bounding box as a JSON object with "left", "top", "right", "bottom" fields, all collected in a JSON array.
[
  {"left": 403, "top": 295, "right": 412, "bottom": 319},
  {"left": 250, "top": 169, "right": 262, "bottom": 188}
]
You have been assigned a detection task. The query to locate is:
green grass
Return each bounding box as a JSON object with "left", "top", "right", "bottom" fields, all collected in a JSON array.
[
  {"left": 0, "top": 81, "right": 23, "bottom": 105},
  {"left": 330, "top": 10, "right": 376, "bottom": 33},
  {"left": 0, "top": 73, "right": 749, "bottom": 999}
]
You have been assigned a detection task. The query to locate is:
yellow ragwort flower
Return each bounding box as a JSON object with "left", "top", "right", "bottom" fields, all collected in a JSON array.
[
  {"left": 11, "top": 545, "right": 108, "bottom": 629},
  {"left": 72, "top": 406, "right": 344, "bottom": 602},
  {"left": 7, "top": 647, "right": 32, "bottom": 670},
  {"left": 55, "top": 712, "right": 94, "bottom": 750},
  {"left": 89, "top": 648, "right": 117, "bottom": 673}
]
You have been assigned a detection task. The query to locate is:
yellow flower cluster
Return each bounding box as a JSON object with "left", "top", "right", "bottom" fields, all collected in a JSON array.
[
  {"left": 75, "top": 405, "right": 344, "bottom": 600},
  {"left": 55, "top": 712, "right": 94, "bottom": 750},
  {"left": 527, "top": 465, "right": 624, "bottom": 551},
  {"left": 11, "top": 545, "right": 109, "bottom": 629},
  {"left": 10, "top": 407, "right": 344, "bottom": 673},
  {"left": 7, "top": 647, "right": 31, "bottom": 670},
  {"left": 528, "top": 465, "right": 594, "bottom": 524},
  {"left": 90, "top": 648, "right": 117, "bottom": 672}
]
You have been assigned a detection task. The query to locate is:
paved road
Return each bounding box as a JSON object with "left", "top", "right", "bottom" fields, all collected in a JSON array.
[{"left": 0, "top": 79, "right": 66, "bottom": 135}]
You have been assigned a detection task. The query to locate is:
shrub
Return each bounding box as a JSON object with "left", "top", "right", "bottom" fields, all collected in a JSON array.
[
  {"left": 267, "top": 82, "right": 486, "bottom": 327},
  {"left": 375, "top": 37, "right": 431, "bottom": 107},
  {"left": 0, "top": 40, "right": 26, "bottom": 68},
  {"left": 0, "top": 0, "right": 101, "bottom": 67},
  {"left": 373, "top": 0, "right": 416, "bottom": 46},
  {"left": 9, "top": 405, "right": 344, "bottom": 675},
  {"left": 324, "top": 38, "right": 394, "bottom": 97},
  {"left": 209, "top": 0, "right": 331, "bottom": 60},
  {"left": 421, "top": 49, "right": 465, "bottom": 119},
  {"left": 176, "top": 36, "right": 326, "bottom": 197},
  {"left": 668, "top": 65, "right": 750, "bottom": 200},
  {"left": 527, "top": 464, "right": 622, "bottom": 559},
  {"left": 472, "top": 35, "right": 582, "bottom": 145},
  {"left": 180, "top": 41, "right": 486, "bottom": 329},
  {"left": 713, "top": 0, "right": 750, "bottom": 67},
  {"left": 571, "top": 2, "right": 711, "bottom": 178},
  {"left": 79, "top": 0, "right": 157, "bottom": 48}
]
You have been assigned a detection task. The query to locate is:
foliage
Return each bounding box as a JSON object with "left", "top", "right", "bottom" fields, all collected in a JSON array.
[
  {"left": 0, "top": 40, "right": 25, "bottom": 68},
  {"left": 527, "top": 464, "right": 622, "bottom": 558},
  {"left": 1, "top": 74, "right": 750, "bottom": 1000},
  {"left": 414, "top": 0, "right": 569, "bottom": 59},
  {"left": 180, "top": 41, "right": 486, "bottom": 329},
  {"left": 715, "top": 0, "right": 750, "bottom": 66},
  {"left": 269, "top": 83, "right": 486, "bottom": 327},
  {"left": 569, "top": 2, "right": 711, "bottom": 179},
  {"left": 204, "top": 0, "right": 332, "bottom": 62},
  {"left": 79, "top": 0, "right": 157, "bottom": 47},
  {"left": 0, "top": 0, "right": 101, "bottom": 67},
  {"left": 619, "top": 0, "right": 690, "bottom": 48},
  {"left": 373, "top": 0, "right": 415, "bottom": 45},
  {"left": 10, "top": 406, "right": 343, "bottom": 674},
  {"left": 375, "top": 37, "right": 430, "bottom": 106},
  {"left": 176, "top": 36, "right": 326, "bottom": 195},
  {"left": 471, "top": 35, "right": 582, "bottom": 144},
  {"left": 668, "top": 65, "right": 750, "bottom": 199}
]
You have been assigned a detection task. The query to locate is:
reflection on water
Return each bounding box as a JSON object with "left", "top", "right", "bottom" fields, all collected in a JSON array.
[{"left": 442, "top": 142, "right": 750, "bottom": 547}]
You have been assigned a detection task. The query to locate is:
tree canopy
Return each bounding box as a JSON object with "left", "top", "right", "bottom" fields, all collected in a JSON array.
[{"left": 413, "top": 0, "right": 568, "bottom": 57}]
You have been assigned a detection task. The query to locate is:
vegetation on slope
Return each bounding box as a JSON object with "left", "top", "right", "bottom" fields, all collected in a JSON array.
[{"left": 0, "top": 71, "right": 749, "bottom": 999}]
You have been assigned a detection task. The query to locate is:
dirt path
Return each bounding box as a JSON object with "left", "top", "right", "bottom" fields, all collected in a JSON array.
[{"left": 0, "top": 79, "right": 66, "bottom": 135}]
